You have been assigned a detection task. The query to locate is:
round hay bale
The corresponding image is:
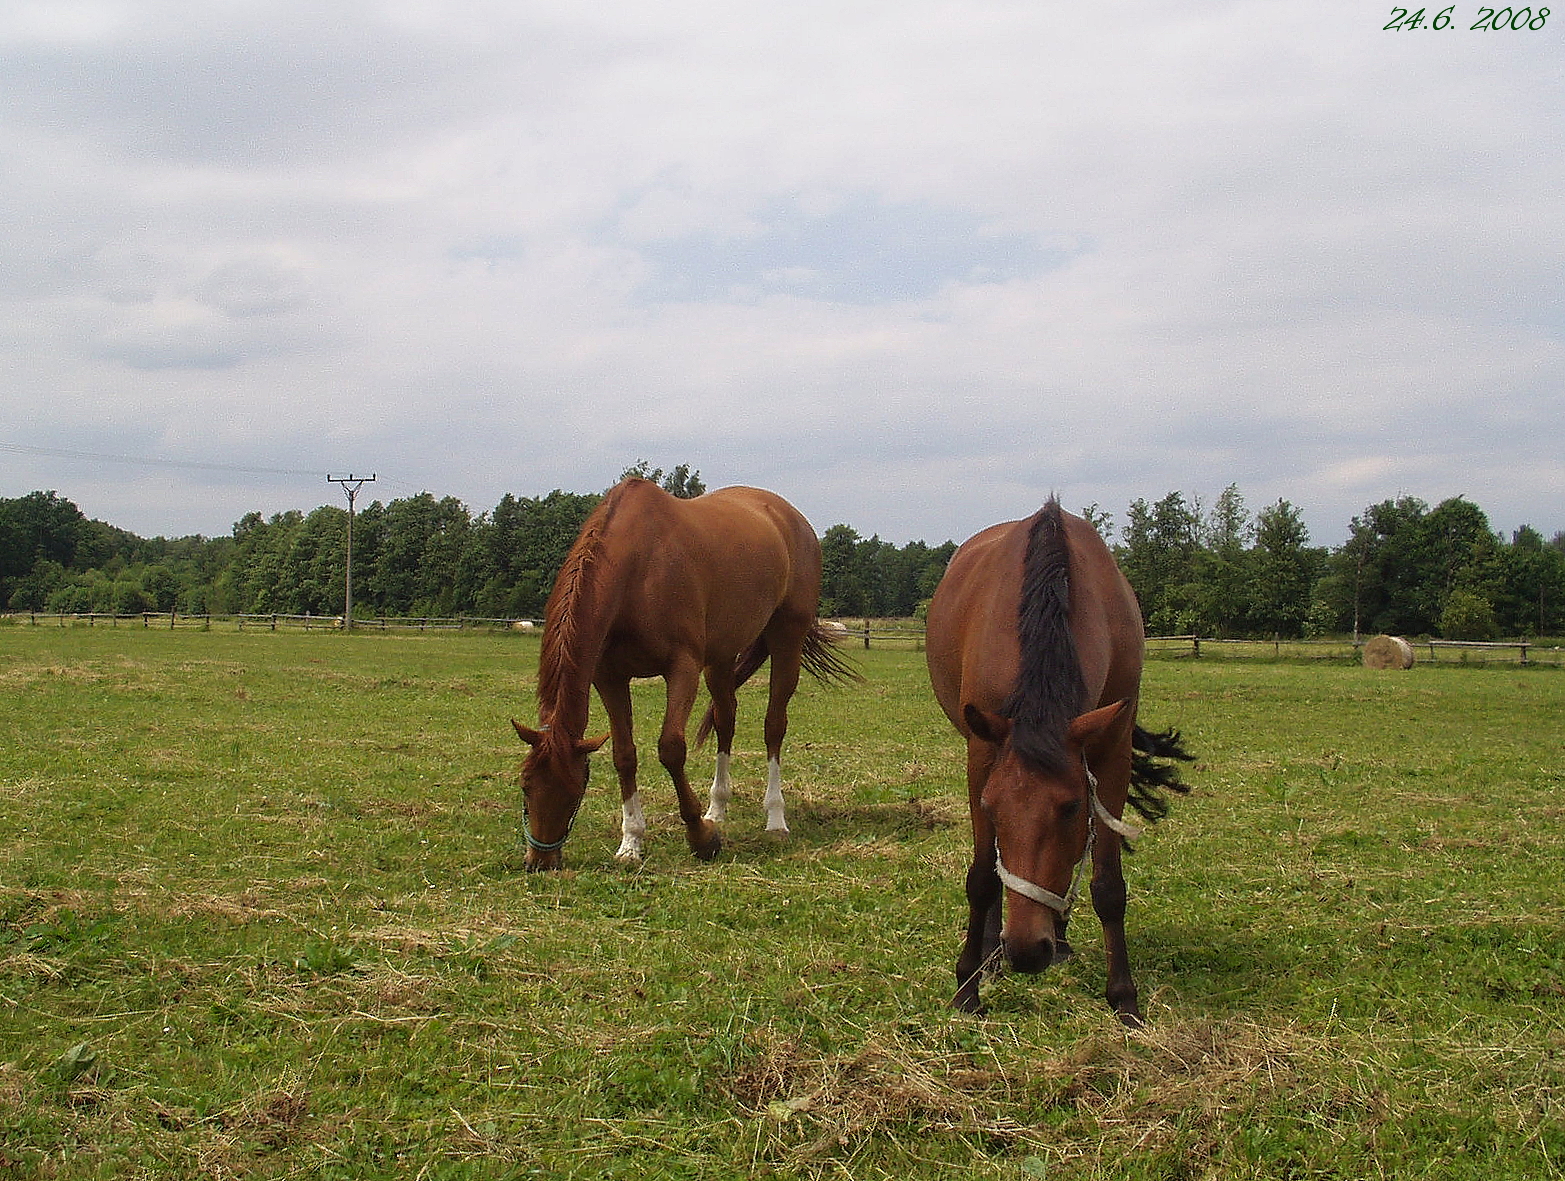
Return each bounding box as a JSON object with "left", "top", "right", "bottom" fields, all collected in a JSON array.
[
  {"left": 511, "top": 620, "right": 536, "bottom": 633},
  {"left": 1362, "top": 634, "right": 1414, "bottom": 670}
]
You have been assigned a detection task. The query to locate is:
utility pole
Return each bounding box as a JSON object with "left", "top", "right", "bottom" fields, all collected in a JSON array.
[{"left": 327, "top": 474, "right": 375, "bottom": 630}]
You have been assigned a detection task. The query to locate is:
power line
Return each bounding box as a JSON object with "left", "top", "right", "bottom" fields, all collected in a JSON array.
[
  {"left": 4, "top": 438, "right": 436, "bottom": 515},
  {"left": 0, "top": 440, "right": 326, "bottom": 479}
]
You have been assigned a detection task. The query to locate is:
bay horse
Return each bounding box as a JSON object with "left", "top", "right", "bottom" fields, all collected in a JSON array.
[
  {"left": 511, "top": 478, "right": 854, "bottom": 870},
  {"left": 925, "top": 498, "right": 1190, "bottom": 1024}
]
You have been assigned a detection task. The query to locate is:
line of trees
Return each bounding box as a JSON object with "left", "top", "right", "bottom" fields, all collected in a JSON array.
[
  {"left": 1109, "top": 486, "right": 1565, "bottom": 640},
  {"left": 2, "top": 475, "right": 1562, "bottom": 640}
]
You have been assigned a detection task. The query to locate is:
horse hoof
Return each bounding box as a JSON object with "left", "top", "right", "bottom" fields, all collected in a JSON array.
[
  {"left": 691, "top": 821, "right": 723, "bottom": 861},
  {"left": 764, "top": 825, "right": 790, "bottom": 843},
  {"left": 1115, "top": 1007, "right": 1145, "bottom": 1029},
  {"left": 952, "top": 989, "right": 986, "bottom": 1016}
]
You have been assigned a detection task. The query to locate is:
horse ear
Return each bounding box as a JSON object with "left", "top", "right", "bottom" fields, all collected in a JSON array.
[
  {"left": 578, "top": 731, "right": 611, "bottom": 755},
  {"left": 512, "top": 719, "right": 545, "bottom": 746},
  {"left": 964, "top": 703, "right": 1012, "bottom": 745},
  {"left": 1067, "top": 699, "right": 1129, "bottom": 744}
]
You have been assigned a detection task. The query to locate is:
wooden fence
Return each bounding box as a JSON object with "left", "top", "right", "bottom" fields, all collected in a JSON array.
[
  {"left": 4, "top": 611, "right": 537, "bottom": 633},
  {"left": 836, "top": 625, "right": 1563, "bottom": 667},
  {"left": 6, "top": 612, "right": 1560, "bottom": 667},
  {"left": 1142, "top": 634, "right": 1564, "bottom": 667}
]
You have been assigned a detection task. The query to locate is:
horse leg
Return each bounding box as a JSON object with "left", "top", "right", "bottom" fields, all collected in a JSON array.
[
  {"left": 596, "top": 677, "right": 646, "bottom": 862},
  {"left": 955, "top": 738, "right": 1000, "bottom": 1013},
  {"left": 1091, "top": 831, "right": 1142, "bottom": 1027},
  {"left": 701, "top": 663, "right": 739, "bottom": 825},
  {"left": 759, "top": 627, "right": 805, "bottom": 836},
  {"left": 1090, "top": 736, "right": 1144, "bottom": 1025},
  {"left": 660, "top": 658, "right": 722, "bottom": 861}
]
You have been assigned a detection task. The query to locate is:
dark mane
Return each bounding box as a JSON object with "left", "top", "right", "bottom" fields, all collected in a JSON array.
[{"left": 1002, "top": 498, "right": 1087, "bottom": 773}]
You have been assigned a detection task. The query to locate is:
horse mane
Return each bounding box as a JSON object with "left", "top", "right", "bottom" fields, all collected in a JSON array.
[
  {"left": 536, "top": 491, "right": 617, "bottom": 714},
  {"left": 1002, "top": 498, "right": 1087, "bottom": 774}
]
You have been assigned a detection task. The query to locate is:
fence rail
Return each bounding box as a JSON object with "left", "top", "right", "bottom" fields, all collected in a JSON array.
[
  {"left": 1143, "top": 633, "right": 1565, "bottom": 666},
  {"left": 829, "top": 624, "right": 1563, "bottom": 666},
  {"left": 3, "top": 611, "right": 538, "bottom": 633},
  {"left": 6, "top": 612, "right": 1561, "bottom": 666}
]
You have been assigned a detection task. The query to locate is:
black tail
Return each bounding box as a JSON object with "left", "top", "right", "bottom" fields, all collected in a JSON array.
[
  {"left": 1126, "top": 723, "right": 1195, "bottom": 823},
  {"left": 694, "top": 622, "right": 861, "bottom": 746},
  {"left": 800, "top": 622, "right": 862, "bottom": 688}
]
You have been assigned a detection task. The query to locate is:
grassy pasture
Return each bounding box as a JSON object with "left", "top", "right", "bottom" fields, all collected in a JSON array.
[{"left": 1, "top": 625, "right": 1563, "bottom": 1179}]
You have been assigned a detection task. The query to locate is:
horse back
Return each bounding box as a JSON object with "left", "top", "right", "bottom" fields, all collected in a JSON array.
[
  {"left": 926, "top": 506, "right": 1143, "bottom": 735},
  {"left": 598, "top": 480, "right": 820, "bottom": 666}
]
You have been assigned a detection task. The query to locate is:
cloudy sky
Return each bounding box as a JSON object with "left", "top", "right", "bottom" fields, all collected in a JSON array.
[{"left": 3, "top": 0, "right": 1561, "bottom": 548}]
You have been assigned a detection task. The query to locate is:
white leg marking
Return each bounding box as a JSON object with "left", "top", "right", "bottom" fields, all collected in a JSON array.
[
  {"left": 704, "top": 751, "right": 732, "bottom": 823},
  {"left": 616, "top": 791, "right": 646, "bottom": 860},
  {"left": 764, "top": 757, "right": 788, "bottom": 835}
]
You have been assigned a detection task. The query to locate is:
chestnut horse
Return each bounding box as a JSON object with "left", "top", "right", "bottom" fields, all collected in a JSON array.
[
  {"left": 511, "top": 478, "right": 853, "bottom": 870},
  {"left": 925, "top": 498, "right": 1190, "bottom": 1023}
]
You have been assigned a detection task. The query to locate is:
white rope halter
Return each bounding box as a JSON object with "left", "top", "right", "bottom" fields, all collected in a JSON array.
[{"left": 993, "top": 762, "right": 1143, "bottom": 920}]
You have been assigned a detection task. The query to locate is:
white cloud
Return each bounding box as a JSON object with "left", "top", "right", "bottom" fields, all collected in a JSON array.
[{"left": 1, "top": 0, "right": 1561, "bottom": 546}]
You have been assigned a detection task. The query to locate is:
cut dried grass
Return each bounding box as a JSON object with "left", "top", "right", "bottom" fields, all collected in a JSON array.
[
  {"left": 727, "top": 1015, "right": 1346, "bottom": 1173},
  {"left": 731, "top": 1024, "right": 1039, "bottom": 1164}
]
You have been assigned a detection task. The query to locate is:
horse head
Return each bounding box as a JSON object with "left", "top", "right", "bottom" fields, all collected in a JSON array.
[
  {"left": 512, "top": 719, "right": 609, "bottom": 871},
  {"left": 963, "top": 699, "right": 1129, "bottom": 975}
]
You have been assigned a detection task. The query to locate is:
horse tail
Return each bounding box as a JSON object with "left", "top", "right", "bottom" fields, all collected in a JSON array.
[
  {"left": 800, "top": 621, "right": 862, "bottom": 688},
  {"left": 693, "top": 622, "right": 861, "bottom": 747},
  {"left": 1126, "top": 723, "right": 1195, "bottom": 823}
]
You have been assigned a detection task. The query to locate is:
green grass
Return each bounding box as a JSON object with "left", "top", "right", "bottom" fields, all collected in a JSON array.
[{"left": 1, "top": 626, "right": 1563, "bottom": 1178}]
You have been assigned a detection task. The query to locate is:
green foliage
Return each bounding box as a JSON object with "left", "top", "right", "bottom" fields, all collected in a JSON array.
[
  {"left": 3, "top": 482, "right": 1562, "bottom": 640},
  {"left": 1248, "top": 498, "right": 1318, "bottom": 638},
  {"left": 1119, "top": 491, "right": 1203, "bottom": 634},
  {"left": 1, "top": 630, "right": 1563, "bottom": 1178},
  {"left": 819, "top": 524, "right": 955, "bottom": 618},
  {"left": 1441, "top": 588, "right": 1499, "bottom": 640},
  {"left": 1311, "top": 495, "right": 1552, "bottom": 639},
  {"left": 618, "top": 460, "right": 707, "bottom": 499}
]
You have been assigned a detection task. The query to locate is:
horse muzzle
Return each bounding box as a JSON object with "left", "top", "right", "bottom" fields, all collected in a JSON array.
[
  {"left": 524, "top": 847, "right": 563, "bottom": 872},
  {"left": 1002, "top": 933, "right": 1057, "bottom": 975},
  {"left": 1002, "top": 919, "right": 1076, "bottom": 974}
]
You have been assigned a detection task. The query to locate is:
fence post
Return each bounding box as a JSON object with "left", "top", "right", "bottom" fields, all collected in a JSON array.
[
  {"left": 862, "top": 622, "right": 871, "bottom": 650},
  {"left": 1192, "top": 636, "right": 1200, "bottom": 658}
]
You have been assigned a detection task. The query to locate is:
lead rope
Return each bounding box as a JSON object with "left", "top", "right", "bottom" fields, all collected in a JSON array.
[{"left": 992, "top": 761, "right": 1144, "bottom": 920}]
